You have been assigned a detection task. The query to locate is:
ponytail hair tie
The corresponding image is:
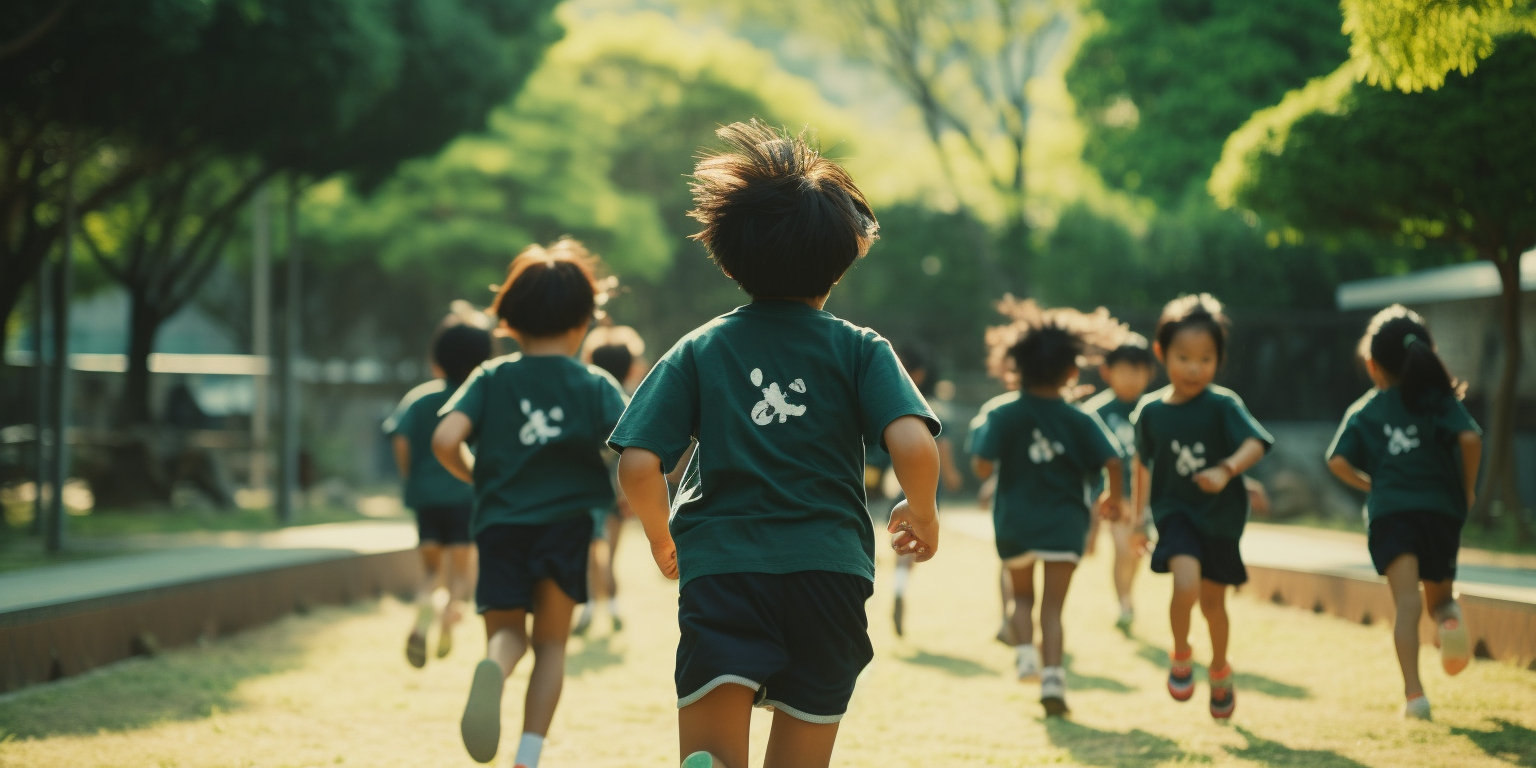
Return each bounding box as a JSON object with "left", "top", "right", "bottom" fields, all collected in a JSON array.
[{"left": 1402, "top": 333, "right": 1420, "bottom": 349}]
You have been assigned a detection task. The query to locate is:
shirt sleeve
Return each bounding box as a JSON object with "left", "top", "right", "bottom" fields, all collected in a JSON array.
[
  {"left": 383, "top": 393, "right": 414, "bottom": 437},
  {"left": 1325, "top": 410, "right": 1366, "bottom": 467},
  {"left": 1437, "top": 397, "right": 1482, "bottom": 437},
  {"left": 1132, "top": 401, "right": 1155, "bottom": 466},
  {"left": 596, "top": 373, "right": 629, "bottom": 437},
  {"left": 858, "top": 336, "right": 940, "bottom": 449},
  {"left": 971, "top": 408, "right": 1004, "bottom": 461},
  {"left": 1221, "top": 394, "right": 1275, "bottom": 455},
  {"left": 1079, "top": 410, "right": 1125, "bottom": 467},
  {"left": 607, "top": 358, "right": 696, "bottom": 470},
  {"left": 441, "top": 366, "right": 488, "bottom": 437}
]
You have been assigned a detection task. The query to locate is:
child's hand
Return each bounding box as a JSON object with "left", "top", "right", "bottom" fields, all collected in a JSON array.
[
  {"left": 1096, "top": 491, "right": 1121, "bottom": 521},
  {"left": 649, "top": 536, "right": 679, "bottom": 580},
  {"left": 1193, "top": 465, "right": 1233, "bottom": 494},
  {"left": 887, "top": 499, "right": 938, "bottom": 563}
]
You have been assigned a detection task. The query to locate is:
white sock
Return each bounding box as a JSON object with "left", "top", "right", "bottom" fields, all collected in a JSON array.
[
  {"left": 893, "top": 566, "right": 910, "bottom": 596},
  {"left": 1014, "top": 643, "right": 1037, "bottom": 664},
  {"left": 608, "top": 597, "right": 620, "bottom": 616},
  {"left": 1042, "top": 665, "right": 1065, "bottom": 680},
  {"left": 515, "top": 733, "right": 544, "bottom": 768}
]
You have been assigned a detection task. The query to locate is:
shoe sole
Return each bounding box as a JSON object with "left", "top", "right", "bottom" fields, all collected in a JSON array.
[
  {"left": 461, "top": 659, "right": 504, "bottom": 763},
  {"left": 893, "top": 597, "right": 905, "bottom": 637},
  {"left": 436, "top": 626, "right": 453, "bottom": 659},
  {"left": 1439, "top": 618, "right": 1471, "bottom": 675},
  {"left": 1041, "top": 696, "right": 1070, "bottom": 717},
  {"left": 1168, "top": 680, "right": 1194, "bottom": 701},
  {"left": 681, "top": 753, "right": 716, "bottom": 768},
  {"left": 405, "top": 632, "right": 427, "bottom": 669}
]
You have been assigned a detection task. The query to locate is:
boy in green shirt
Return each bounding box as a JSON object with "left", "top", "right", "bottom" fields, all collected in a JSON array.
[
  {"left": 433, "top": 239, "right": 628, "bottom": 768},
  {"left": 1326, "top": 305, "right": 1481, "bottom": 721},
  {"left": 610, "top": 121, "right": 941, "bottom": 768},
  {"left": 385, "top": 320, "right": 492, "bottom": 668}
]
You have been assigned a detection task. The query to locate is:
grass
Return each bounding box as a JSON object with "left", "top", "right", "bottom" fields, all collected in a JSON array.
[
  {"left": 1266, "top": 505, "right": 1536, "bottom": 558},
  {"left": 0, "top": 519, "right": 1532, "bottom": 767}
]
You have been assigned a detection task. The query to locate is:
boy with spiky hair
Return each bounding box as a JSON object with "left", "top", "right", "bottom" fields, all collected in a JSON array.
[{"left": 610, "top": 120, "right": 941, "bottom": 768}]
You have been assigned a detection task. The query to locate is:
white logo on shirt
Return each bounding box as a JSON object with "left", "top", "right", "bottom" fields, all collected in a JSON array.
[
  {"left": 1173, "top": 440, "right": 1206, "bottom": 476},
  {"left": 519, "top": 399, "right": 564, "bottom": 445},
  {"left": 1384, "top": 424, "right": 1420, "bottom": 455},
  {"left": 749, "top": 368, "right": 807, "bottom": 425},
  {"left": 1028, "top": 429, "right": 1065, "bottom": 464}
]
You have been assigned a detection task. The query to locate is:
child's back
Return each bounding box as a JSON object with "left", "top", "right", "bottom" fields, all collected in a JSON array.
[{"left": 390, "top": 379, "right": 475, "bottom": 512}]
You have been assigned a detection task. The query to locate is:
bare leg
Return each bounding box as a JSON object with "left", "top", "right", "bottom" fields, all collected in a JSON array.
[
  {"left": 484, "top": 608, "right": 529, "bottom": 679},
  {"left": 679, "top": 683, "right": 754, "bottom": 768},
  {"left": 443, "top": 544, "right": 474, "bottom": 623},
  {"left": 605, "top": 514, "right": 622, "bottom": 600},
  {"left": 763, "top": 709, "right": 840, "bottom": 768},
  {"left": 1422, "top": 576, "right": 1468, "bottom": 675},
  {"left": 1039, "top": 561, "right": 1077, "bottom": 668},
  {"left": 1384, "top": 554, "right": 1424, "bottom": 698},
  {"left": 523, "top": 579, "right": 577, "bottom": 736},
  {"left": 1008, "top": 563, "right": 1037, "bottom": 647},
  {"left": 1168, "top": 555, "right": 1201, "bottom": 658},
  {"left": 1422, "top": 578, "right": 1458, "bottom": 622},
  {"left": 406, "top": 543, "right": 443, "bottom": 666},
  {"left": 1198, "top": 580, "right": 1229, "bottom": 671},
  {"left": 1111, "top": 520, "right": 1140, "bottom": 613}
]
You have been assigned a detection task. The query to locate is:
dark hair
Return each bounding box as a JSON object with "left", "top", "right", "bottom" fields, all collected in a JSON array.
[
  {"left": 490, "top": 238, "right": 604, "bottom": 337},
  {"left": 985, "top": 296, "right": 1127, "bottom": 389},
  {"left": 1155, "top": 293, "right": 1230, "bottom": 362},
  {"left": 1104, "top": 333, "right": 1155, "bottom": 368},
  {"left": 688, "top": 120, "right": 879, "bottom": 298},
  {"left": 432, "top": 323, "right": 492, "bottom": 386},
  {"left": 1361, "top": 304, "right": 1462, "bottom": 411},
  {"left": 896, "top": 341, "right": 935, "bottom": 397},
  {"left": 589, "top": 344, "right": 634, "bottom": 384}
]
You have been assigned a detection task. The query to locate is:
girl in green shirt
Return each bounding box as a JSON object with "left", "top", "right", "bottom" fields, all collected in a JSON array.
[{"left": 1326, "top": 305, "right": 1481, "bottom": 721}]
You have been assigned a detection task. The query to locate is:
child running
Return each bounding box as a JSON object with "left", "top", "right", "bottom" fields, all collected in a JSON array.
[
  {"left": 609, "top": 121, "right": 941, "bottom": 768},
  {"left": 969, "top": 297, "right": 1127, "bottom": 716},
  {"left": 574, "top": 324, "right": 649, "bottom": 636},
  {"left": 432, "top": 239, "right": 628, "bottom": 768},
  {"left": 1080, "top": 334, "right": 1156, "bottom": 633},
  {"left": 1132, "top": 293, "right": 1273, "bottom": 720},
  {"left": 386, "top": 318, "right": 492, "bottom": 668},
  {"left": 1325, "top": 304, "right": 1480, "bottom": 721}
]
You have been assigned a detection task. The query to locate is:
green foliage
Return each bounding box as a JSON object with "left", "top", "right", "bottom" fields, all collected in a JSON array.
[
  {"left": 1341, "top": 0, "right": 1536, "bottom": 92},
  {"left": 1065, "top": 0, "right": 1349, "bottom": 206}
]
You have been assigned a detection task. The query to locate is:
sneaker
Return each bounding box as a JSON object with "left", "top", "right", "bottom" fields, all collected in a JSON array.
[
  {"left": 1403, "top": 694, "right": 1432, "bottom": 721},
  {"left": 436, "top": 624, "right": 454, "bottom": 659},
  {"left": 1040, "top": 667, "right": 1069, "bottom": 717},
  {"left": 1167, "top": 651, "right": 1194, "bottom": 702},
  {"left": 681, "top": 752, "right": 719, "bottom": 768},
  {"left": 1438, "top": 614, "right": 1471, "bottom": 676},
  {"left": 1209, "top": 664, "right": 1235, "bottom": 719},
  {"left": 460, "top": 659, "right": 504, "bottom": 763},
  {"left": 1114, "top": 608, "right": 1134, "bottom": 635},
  {"left": 893, "top": 595, "right": 905, "bottom": 637},
  {"left": 1015, "top": 645, "right": 1041, "bottom": 681},
  {"left": 612, "top": 612, "right": 624, "bottom": 632},
  {"left": 405, "top": 630, "right": 427, "bottom": 669},
  {"left": 572, "top": 605, "right": 593, "bottom": 637}
]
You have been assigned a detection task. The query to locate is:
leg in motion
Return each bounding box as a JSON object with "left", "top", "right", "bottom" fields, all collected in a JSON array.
[
  {"left": 1199, "top": 580, "right": 1234, "bottom": 719},
  {"left": 407, "top": 542, "right": 444, "bottom": 668},
  {"left": 515, "top": 579, "right": 579, "bottom": 767},
  {"left": 762, "top": 708, "right": 841, "bottom": 768},
  {"left": 461, "top": 608, "right": 529, "bottom": 763},
  {"left": 1385, "top": 555, "right": 1430, "bottom": 718},
  {"left": 679, "top": 683, "right": 755, "bottom": 768},
  {"left": 1008, "top": 563, "right": 1039, "bottom": 680},
  {"left": 1038, "top": 561, "right": 1077, "bottom": 716},
  {"left": 1423, "top": 578, "right": 1469, "bottom": 676},
  {"left": 1166, "top": 555, "right": 1200, "bottom": 702}
]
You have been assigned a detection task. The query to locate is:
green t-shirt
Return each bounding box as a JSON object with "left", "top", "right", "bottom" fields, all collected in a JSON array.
[
  {"left": 972, "top": 392, "right": 1123, "bottom": 558},
  {"left": 606, "top": 300, "right": 939, "bottom": 587},
  {"left": 384, "top": 380, "right": 475, "bottom": 510},
  {"left": 1132, "top": 385, "right": 1274, "bottom": 539},
  {"left": 442, "top": 353, "right": 628, "bottom": 535},
  {"left": 1082, "top": 389, "right": 1139, "bottom": 501},
  {"left": 1326, "top": 387, "right": 1480, "bottom": 524}
]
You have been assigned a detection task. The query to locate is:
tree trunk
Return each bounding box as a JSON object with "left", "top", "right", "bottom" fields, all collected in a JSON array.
[
  {"left": 1474, "top": 253, "right": 1527, "bottom": 541},
  {"left": 120, "top": 290, "right": 165, "bottom": 427}
]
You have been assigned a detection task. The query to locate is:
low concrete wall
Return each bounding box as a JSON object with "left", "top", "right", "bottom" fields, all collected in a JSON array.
[
  {"left": 0, "top": 550, "right": 420, "bottom": 693},
  {"left": 1244, "top": 565, "right": 1536, "bottom": 670}
]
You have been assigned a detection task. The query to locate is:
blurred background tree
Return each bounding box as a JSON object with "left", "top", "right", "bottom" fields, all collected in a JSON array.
[{"left": 1341, "top": 0, "right": 1536, "bottom": 91}]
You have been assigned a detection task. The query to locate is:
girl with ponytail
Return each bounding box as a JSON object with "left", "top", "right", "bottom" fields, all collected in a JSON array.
[{"left": 1326, "top": 304, "right": 1483, "bottom": 721}]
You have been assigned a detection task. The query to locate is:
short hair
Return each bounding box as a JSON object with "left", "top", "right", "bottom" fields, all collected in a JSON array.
[
  {"left": 1155, "top": 293, "right": 1230, "bottom": 362},
  {"left": 490, "top": 238, "right": 604, "bottom": 338},
  {"left": 1360, "top": 304, "right": 1462, "bottom": 411},
  {"left": 985, "top": 296, "right": 1127, "bottom": 389},
  {"left": 1104, "top": 333, "right": 1155, "bottom": 368},
  {"left": 688, "top": 120, "right": 879, "bottom": 298},
  {"left": 896, "top": 341, "right": 935, "bottom": 397},
  {"left": 432, "top": 322, "right": 492, "bottom": 386}
]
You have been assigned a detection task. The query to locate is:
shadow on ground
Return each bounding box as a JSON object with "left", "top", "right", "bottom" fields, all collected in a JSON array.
[
  {"left": 1062, "top": 653, "right": 1135, "bottom": 693},
  {"left": 1225, "top": 725, "right": 1369, "bottom": 768},
  {"left": 898, "top": 649, "right": 994, "bottom": 678},
  {"left": 0, "top": 602, "right": 379, "bottom": 739},
  {"left": 566, "top": 634, "right": 623, "bottom": 677},
  {"left": 1450, "top": 718, "right": 1536, "bottom": 767},
  {"left": 1133, "top": 641, "right": 1308, "bottom": 699},
  {"left": 1044, "top": 717, "right": 1210, "bottom": 767}
]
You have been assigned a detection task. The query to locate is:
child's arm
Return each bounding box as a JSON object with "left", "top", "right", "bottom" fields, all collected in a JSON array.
[
  {"left": 1132, "top": 456, "right": 1150, "bottom": 521},
  {"left": 392, "top": 435, "right": 410, "bottom": 479},
  {"left": 885, "top": 415, "right": 940, "bottom": 562},
  {"left": 972, "top": 456, "right": 995, "bottom": 480},
  {"left": 1098, "top": 457, "right": 1125, "bottom": 521},
  {"left": 1193, "top": 437, "right": 1266, "bottom": 494},
  {"left": 616, "top": 447, "right": 678, "bottom": 579},
  {"left": 1458, "top": 430, "right": 1482, "bottom": 509},
  {"left": 1326, "top": 455, "right": 1372, "bottom": 493},
  {"left": 431, "top": 412, "right": 475, "bottom": 484}
]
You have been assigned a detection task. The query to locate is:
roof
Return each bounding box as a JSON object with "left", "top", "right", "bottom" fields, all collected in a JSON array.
[{"left": 1337, "top": 250, "right": 1536, "bottom": 310}]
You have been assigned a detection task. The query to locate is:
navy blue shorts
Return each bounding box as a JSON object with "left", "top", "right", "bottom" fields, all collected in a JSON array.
[
  {"left": 414, "top": 505, "right": 472, "bottom": 545},
  {"left": 676, "top": 571, "right": 874, "bottom": 724},
  {"left": 475, "top": 516, "right": 593, "bottom": 613},
  {"left": 1150, "top": 513, "right": 1247, "bottom": 586},
  {"left": 1368, "top": 511, "right": 1461, "bottom": 581}
]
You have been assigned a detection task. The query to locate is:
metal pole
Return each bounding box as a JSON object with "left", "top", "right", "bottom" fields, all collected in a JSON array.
[
  {"left": 46, "top": 157, "right": 74, "bottom": 552},
  {"left": 31, "top": 255, "right": 51, "bottom": 536},
  {"left": 277, "top": 178, "right": 301, "bottom": 525},
  {"left": 250, "top": 185, "right": 271, "bottom": 496}
]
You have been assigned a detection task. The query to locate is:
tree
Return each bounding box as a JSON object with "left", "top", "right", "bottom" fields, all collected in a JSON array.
[
  {"left": 1064, "top": 0, "right": 1349, "bottom": 206},
  {"left": 1341, "top": 0, "right": 1536, "bottom": 91},
  {"left": 1210, "top": 37, "right": 1536, "bottom": 534}
]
